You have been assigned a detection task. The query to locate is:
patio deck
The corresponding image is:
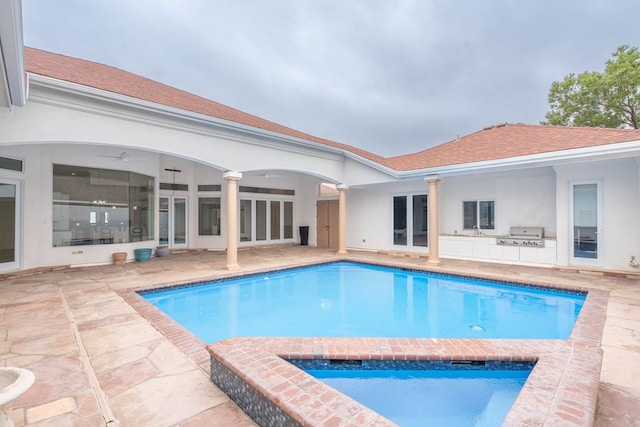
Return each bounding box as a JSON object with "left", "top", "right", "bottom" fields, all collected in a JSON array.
[{"left": 1, "top": 247, "right": 639, "bottom": 426}]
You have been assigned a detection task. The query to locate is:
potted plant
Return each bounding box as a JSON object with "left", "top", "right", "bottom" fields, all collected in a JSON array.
[
  {"left": 112, "top": 252, "right": 127, "bottom": 265},
  {"left": 156, "top": 246, "right": 170, "bottom": 257},
  {"left": 133, "top": 248, "right": 153, "bottom": 262}
]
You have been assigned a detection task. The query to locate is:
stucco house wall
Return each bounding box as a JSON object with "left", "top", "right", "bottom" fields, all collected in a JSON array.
[
  {"left": 438, "top": 168, "right": 557, "bottom": 237},
  {"left": 345, "top": 170, "right": 558, "bottom": 261},
  {"left": 345, "top": 181, "right": 427, "bottom": 251},
  {"left": 554, "top": 158, "right": 640, "bottom": 271}
]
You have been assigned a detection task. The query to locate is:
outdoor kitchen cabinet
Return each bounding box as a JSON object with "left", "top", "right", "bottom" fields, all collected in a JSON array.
[
  {"left": 439, "top": 235, "right": 494, "bottom": 259},
  {"left": 439, "top": 235, "right": 557, "bottom": 265},
  {"left": 519, "top": 239, "right": 556, "bottom": 264},
  {"left": 488, "top": 244, "right": 520, "bottom": 261}
]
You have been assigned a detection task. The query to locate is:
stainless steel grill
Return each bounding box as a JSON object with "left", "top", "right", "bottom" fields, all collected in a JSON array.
[{"left": 496, "top": 226, "right": 544, "bottom": 247}]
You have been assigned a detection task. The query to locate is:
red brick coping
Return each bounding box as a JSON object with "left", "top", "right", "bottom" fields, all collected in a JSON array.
[{"left": 121, "top": 275, "right": 608, "bottom": 426}]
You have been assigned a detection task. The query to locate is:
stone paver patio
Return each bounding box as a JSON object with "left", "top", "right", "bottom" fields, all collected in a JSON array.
[{"left": 1, "top": 246, "right": 639, "bottom": 426}]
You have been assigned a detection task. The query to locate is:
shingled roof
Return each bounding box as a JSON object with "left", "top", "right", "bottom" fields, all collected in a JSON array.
[
  {"left": 24, "top": 47, "right": 386, "bottom": 165},
  {"left": 385, "top": 123, "right": 640, "bottom": 171},
  {"left": 24, "top": 47, "right": 640, "bottom": 174}
]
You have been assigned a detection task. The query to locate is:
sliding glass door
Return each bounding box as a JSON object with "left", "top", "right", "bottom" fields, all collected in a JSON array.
[{"left": 393, "top": 193, "right": 428, "bottom": 248}]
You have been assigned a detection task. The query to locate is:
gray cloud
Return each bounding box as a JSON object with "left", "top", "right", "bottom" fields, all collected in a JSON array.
[{"left": 22, "top": 0, "right": 640, "bottom": 156}]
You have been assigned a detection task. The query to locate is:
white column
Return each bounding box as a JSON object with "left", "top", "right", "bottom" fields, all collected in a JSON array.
[
  {"left": 426, "top": 176, "right": 441, "bottom": 265},
  {"left": 337, "top": 185, "right": 348, "bottom": 255},
  {"left": 223, "top": 171, "right": 242, "bottom": 270}
]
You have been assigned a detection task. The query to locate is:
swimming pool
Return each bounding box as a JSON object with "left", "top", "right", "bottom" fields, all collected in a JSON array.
[{"left": 141, "top": 261, "right": 585, "bottom": 342}]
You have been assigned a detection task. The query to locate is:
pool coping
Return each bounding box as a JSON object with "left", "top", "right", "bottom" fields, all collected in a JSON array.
[{"left": 120, "top": 260, "right": 609, "bottom": 426}]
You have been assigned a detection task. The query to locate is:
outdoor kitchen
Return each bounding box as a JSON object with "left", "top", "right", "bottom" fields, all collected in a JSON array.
[{"left": 439, "top": 226, "right": 556, "bottom": 266}]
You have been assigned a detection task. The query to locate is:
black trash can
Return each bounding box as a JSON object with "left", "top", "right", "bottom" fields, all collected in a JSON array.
[{"left": 299, "top": 226, "right": 309, "bottom": 246}]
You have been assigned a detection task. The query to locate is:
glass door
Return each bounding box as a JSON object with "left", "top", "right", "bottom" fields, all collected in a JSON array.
[
  {"left": 0, "top": 181, "right": 19, "bottom": 271},
  {"left": 256, "top": 200, "right": 267, "bottom": 241},
  {"left": 173, "top": 197, "right": 187, "bottom": 246},
  {"left": 240, "top": 198, "right": 293, "bottom": 245},
  {"left": 240, "top": 199, "right": 252, "bottom": 242},
  {"left": 159, "top": 196, "right": 188, "bottom": 248},
  {"left": 159, "top": 197, "right": 169, "bottom": 245},
  {"left": 392, "top": 194, "right": 428, "bottom": 248},
  {"left": 571, "top": 182, "right": 602, "bottom": 265}
]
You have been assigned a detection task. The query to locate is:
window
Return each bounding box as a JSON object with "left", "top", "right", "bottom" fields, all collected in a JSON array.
[
  {"left": 198, "top": 184, "right": 222, "bottom": 192},
  {"left": 52, "top": 164, "right": 154, "bottom": 246},
  {"left": 239, "top": 186, "right": 295, "bottom": 196},
  {"left": 198, "top": 197, "right": 221, "bottom": 236},
  {"left": 159, "top": 183, "right": 188, "bottom": 191},
  {"left": 0, "top": 156, "right": 23, "bottom": 172},
  {"left": 393, "top": 194, "right": 428, "bottom": 247},
  {"left": 463, "top": 200, "right": 495, "bottom": 230}
]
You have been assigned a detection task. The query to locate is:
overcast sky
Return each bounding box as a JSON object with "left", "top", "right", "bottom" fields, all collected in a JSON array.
[{"left": 22, "top": 0, "right": 640, "bottom": 156}]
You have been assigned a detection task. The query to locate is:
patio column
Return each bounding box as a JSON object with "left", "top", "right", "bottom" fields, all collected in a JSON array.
[
  {"left": 426, "top": 176, "right": 441, "bottom": 265},
  {"left": 337, "top": 185, "right": 348, "bottom": 255},
  {"left": 223, "top": 171, "right": 242, "bottom": 270}
]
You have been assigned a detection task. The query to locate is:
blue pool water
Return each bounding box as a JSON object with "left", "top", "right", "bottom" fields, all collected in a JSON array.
[
  {"left": 142, "top": 261, "right": 585, "bottom": 343},
  {"left": 307, "top": 368, "right": 530, "bottom": 426}
]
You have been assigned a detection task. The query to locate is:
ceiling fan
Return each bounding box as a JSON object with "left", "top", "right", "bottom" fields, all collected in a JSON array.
[
  {"left": 99, "top": 151, "right": 133, "bottom": 162},
  {"left": 251, "top": 171, "right": 284, "bottom": 179}
]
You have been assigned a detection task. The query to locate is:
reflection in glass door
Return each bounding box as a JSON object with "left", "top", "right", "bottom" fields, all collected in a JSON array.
[
  {"left": 159, "top": 196, "right": 187, "bottom": 248},
  {"left": 240, "top": 198, "right": 293, "bottom": 244},
  {"left": 256, "top": 200, "right": 267, "bottom": 241},
  {"left": 173, "top": 198, "right": 186, "bottom": 245},
  {"left": 240, "top": 199, "right": 252, "bottom": 242},
  {"left": 571, "top": 182, "right": 601, "bottom": 264},
  {"left": 270, "top": 200, "right": 281, "bottom": 240},
  {"left": 159, "top": 197, "right": 169, "bottom": 245},
  {"left": 0, "top": 182, "right": 19, "bottom": 271},
  {"left": 393, "top": 194, "right": 428, "bottom": 248}
]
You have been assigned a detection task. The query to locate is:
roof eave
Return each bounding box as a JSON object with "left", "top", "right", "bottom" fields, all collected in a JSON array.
[
  {"left": 27, "top": 72, "right": 398, "bottom": 178},
  {"left": 0, "top": 0, "right": 26, "bottom": 109},
  {"left": 397, "top": 140, "right": 640, "bottom": 178}
]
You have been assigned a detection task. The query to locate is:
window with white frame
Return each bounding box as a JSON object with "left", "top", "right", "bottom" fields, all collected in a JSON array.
[
  {"left": 463, "top": 200, "right": 495, "bottom": 230},
  {"left": 52, "top": 164, "right": 154, "bottom": 246},
  {"left": 198, "top": 197, "right": 221, "bottom": 236}
]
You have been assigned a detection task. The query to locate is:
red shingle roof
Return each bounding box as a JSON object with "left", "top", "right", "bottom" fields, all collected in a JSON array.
[
  {"left": 24, "top": 47, "right": 640, "bottom": 173},
  {"left": 23, "top": 47, "right": 386, "bottom": 165},
  {"left": 386, "top": 123, "right": 640, "bottom": 171}
]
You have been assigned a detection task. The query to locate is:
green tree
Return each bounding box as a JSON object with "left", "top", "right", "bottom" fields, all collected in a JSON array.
[{"left": 543, "top": 45, "right": 640, "bottom": 129}]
